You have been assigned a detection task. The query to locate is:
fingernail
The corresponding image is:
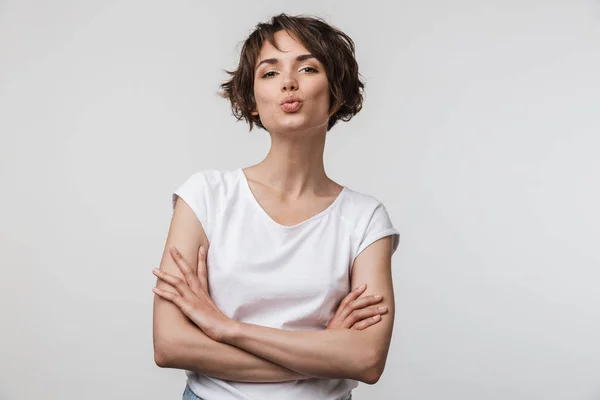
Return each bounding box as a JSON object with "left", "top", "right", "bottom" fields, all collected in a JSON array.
[
  {"left": 358, "top": 284, "right": 366, "bottom": 290},
  {"left": 200, "top": 246, "right": 205, "bottom": 255},
  {"left": 152, "top": 268, "right": 160, "bottom": 274},
  {"left": 374, "top": 294, "right": 382, "bottom": 299},
  {"left": 372, "top": 314, "right": 380, "bottom": 320},
  {"left": 378, "top": 306, "right": 387, "bottom": 311}
]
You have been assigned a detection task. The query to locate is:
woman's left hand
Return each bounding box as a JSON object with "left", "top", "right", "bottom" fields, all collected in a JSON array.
[{"left": 152, "top": 245, "right": 234, "bottom": 343}]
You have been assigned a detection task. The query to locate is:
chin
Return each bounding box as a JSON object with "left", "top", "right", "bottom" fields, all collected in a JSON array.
[
  {"left": 271, "top": 117, "right": 327, "bottom": 134},
  {"left": 264, "top": 117, "right": 304, "bottom": 132},
  {"left": 279, "top": 120, "right": 308, "bottom": 132}
]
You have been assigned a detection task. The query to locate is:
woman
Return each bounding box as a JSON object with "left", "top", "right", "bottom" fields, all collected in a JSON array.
[{"left": 152, "top": 13, "right": 400, "bottom": 400}]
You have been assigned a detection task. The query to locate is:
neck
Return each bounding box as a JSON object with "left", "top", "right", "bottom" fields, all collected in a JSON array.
[{"left": 250, "top": 128, "right": 330, "bottom": 198}]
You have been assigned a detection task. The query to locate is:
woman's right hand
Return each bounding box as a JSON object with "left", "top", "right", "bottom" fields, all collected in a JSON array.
[{"left": 326, "top": 284, "right": 387, "bottom": 330}]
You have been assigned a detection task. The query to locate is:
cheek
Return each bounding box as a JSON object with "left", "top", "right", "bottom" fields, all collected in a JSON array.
[
  {"left": 310, "top": 78, "right": 330, "bottom": 105},
  {"left": 310, "top": 88, "right": 330, "bottom": 116},
  {"left": 252, "top": 87, "right": 264, "bottom": 109},
  {"left": 253, "top": 84, "right": 277, "bottom": 110}
]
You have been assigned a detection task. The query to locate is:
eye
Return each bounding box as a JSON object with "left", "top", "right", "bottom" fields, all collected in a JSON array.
[
  {"left": 301, "top": 67, "right": 318, "bottom": 73},
  {"left": 261, "top": 71, "right": 278, "bottom": 79}
]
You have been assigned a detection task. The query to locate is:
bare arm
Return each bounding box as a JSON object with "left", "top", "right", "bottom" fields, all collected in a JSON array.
[
  {"left": 153, "top": 197, "right": 310, "bottom": 382},
  {"left": 155, "top": 319, "right": 310, "bottom": 382},
  {"left": 220, "top": 236, "right": 396, "bottom": 384}
]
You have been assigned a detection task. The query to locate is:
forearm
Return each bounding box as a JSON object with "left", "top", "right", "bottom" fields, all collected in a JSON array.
[
  {"left": 224, "top": 322, "right": 378, "bottom": 383},
  {"left": 156, "top": 320, "right": 313, "bottom": 383}
]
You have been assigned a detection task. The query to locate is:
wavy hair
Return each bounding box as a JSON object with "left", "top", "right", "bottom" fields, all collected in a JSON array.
[{"left": 219, "top": 13, "right": 365, "bottom": 132}]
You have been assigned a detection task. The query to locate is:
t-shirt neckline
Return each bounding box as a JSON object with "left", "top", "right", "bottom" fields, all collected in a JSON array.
[{"left": 237, "top": 167, "right": 346, "bottom": 229}]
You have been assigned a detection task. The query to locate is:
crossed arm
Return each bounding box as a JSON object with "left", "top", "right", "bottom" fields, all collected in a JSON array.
[{"left": 152, "top": 198, "right": 395, "bottom": 384}]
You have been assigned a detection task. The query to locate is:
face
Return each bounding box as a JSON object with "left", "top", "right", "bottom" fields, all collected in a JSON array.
[{"left": 252, "top": 30, "right": 330, "bottom": 134}]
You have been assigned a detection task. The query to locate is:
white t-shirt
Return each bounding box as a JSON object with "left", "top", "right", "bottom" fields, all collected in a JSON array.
[{"left": 172, "top": 168, "right": 400, "bottom": 400}]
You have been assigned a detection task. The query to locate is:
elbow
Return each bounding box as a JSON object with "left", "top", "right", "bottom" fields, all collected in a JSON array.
[
  {"left": 153, "top": 336, "right": 176, "bottom": 368},
  {"left": 360, "top": 351, "right": 386, "bottom": 385},
  {"left": 154, "top": 346, "right": 169, "bottom": 368},
  {"left": 153, "top": 339, "right": 169, "bottom": 368},
  {"left": 361, "top": 365, "right": 383, "bottom": 385}
]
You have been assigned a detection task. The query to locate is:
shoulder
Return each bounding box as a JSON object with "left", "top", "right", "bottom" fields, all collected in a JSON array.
[
  {"left": 337, "top": 186, "right": 401, "bottom": 261},
  {"left": 340, "top": 186, "right": 381, "bottom": 208},
  {"left": 337, "top": 186, "right": 390, "bottom": 226},
  {"left": 178, "top": 168, "right": 237, "bottom": 187},
  {"left": 171, "top": 168, "right": 242, "bottom": 241},
  {"left": 173, "top": 168, "right": 240, "bottom": 200}
]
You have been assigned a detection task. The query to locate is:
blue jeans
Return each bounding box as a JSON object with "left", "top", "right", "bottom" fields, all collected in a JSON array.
[
  {"left": 182, "top": 384, "right": 205, "bottom": 400},
  {"left": 182, "top": 384, "right": 352, "bottom": 399}
]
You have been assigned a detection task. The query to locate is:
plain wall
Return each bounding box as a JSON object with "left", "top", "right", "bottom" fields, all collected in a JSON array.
[{"left": 1, "top": 0, "right": 599, "bottom": 399}]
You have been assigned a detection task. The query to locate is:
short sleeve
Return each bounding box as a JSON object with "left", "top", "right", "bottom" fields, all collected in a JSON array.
[
  {"left": 171, "top": 171, "right": 211, "bottom": 236},
  {"left": 353, "top": 202, "right": 400, "bottom": 262}
]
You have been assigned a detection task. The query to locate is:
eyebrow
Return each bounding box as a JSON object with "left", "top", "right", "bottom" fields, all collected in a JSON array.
[{"left": 255, "top": 54, "right": 316, "bottom": 70}]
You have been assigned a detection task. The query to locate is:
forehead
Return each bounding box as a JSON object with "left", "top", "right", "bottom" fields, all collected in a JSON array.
[{"left": 258, "top": 30, "right": 310, "bottom": 59}]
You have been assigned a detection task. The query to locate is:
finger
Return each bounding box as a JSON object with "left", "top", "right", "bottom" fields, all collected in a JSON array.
[
  {"left": 329, "top": 285, "right": 368, "bottom": 328},
  {"left": 197, "top": 245, "right": 208, "bottom": 289},
  {"left": 152, "top": 286, "right": 182, "bottom": 304},
  {"left": 343, "top": 305, "right": 387, "bottom": 329},
  {"left": 169, "top": 246, "right": 203, "bottom": 294},
  {"left": 169, "top": 246, "right": 195, "bottom": 281},
  {"left": 333, "top": 284, "right": 367, "bottom": 320},
  {"left": 352, "top": 294, "right": 384, "bottom": 309},
  {"left": 152, "top": 287, "right": 194, "bottom": 316},
  {"left": 352, "top": 314, "right": 382, "bottom": 330},
  {"left": 337, "top": 294, "right": 383, "bottom": 322},
  {"left": 152, "top": 269, "right": 195, "bottom": 298}
]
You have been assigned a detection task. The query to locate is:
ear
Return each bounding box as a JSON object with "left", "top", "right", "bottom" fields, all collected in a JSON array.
[{"left": 251, "top": 109, "right": 259, "bottom": 116}]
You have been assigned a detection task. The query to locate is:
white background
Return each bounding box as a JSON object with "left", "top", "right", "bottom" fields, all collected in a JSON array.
[{"left": 1, "top": 1, "right": 599, "bottom": 399}]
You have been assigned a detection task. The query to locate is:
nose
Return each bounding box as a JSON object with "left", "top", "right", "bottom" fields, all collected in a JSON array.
[{"left": 281, "top": 74, "right": 298, "bottom": 92}]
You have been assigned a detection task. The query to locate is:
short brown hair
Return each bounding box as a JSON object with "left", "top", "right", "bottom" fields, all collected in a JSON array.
[{"left": 219, "top": 13, "right": 365, "bottom": 132}]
